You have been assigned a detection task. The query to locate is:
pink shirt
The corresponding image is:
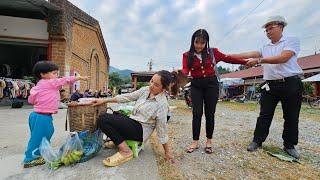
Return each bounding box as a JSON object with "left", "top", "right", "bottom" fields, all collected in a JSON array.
[{"left": 28, "top": 76, "right": 77, "bottom": 114}]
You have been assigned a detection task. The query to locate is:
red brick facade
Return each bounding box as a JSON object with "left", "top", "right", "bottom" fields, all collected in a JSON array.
[
  {"left": 48, "top": 0, "right": 109, "bottom": 93},
  {"left": 70, "top": 20, "right": 108, "bottom": 91}
]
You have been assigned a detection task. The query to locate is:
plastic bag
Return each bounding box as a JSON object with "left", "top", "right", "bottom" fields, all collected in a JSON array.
[
  {"left": 78, "top": 130, "right": 103, "bottom": 163},
  {"left": 39, "top": 137, "right": 62, "bottom": 170},
  {"left": 59, "top": 132, "right": 84, "bottom": 166},
  {"left": 39, "top": 133, "right": 84, "bottom": 170}
]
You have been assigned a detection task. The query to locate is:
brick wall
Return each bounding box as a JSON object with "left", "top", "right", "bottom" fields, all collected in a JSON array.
[
  {"left": 70, "top": 20, "right": 108, "bottom": 92},
  {"left": 50, "top": 36, "right": 67, "bottom": 74},
  {"left": 48, "top": 0, "right": 109, "bottom": 93}
]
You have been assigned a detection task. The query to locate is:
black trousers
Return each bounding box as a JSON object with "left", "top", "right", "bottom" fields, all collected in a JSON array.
[
  {"left": 97, "top": 113, "right": 143, "bottom": 145},
  {"left": 253, "top": 76, "right": 303, "bottom": 148},
  {"left": 191, "top": 76, "right": 219, "bottom": 140}
]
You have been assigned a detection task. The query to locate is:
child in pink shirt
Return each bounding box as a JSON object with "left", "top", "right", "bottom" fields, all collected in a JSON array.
[{"left": 23, "top": 61, "right": 88, "bottom": 168}]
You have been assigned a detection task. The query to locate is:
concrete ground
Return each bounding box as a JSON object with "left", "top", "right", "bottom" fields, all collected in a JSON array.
[{"left": 0, "top": 105, "right": 160, "bottom": 180}]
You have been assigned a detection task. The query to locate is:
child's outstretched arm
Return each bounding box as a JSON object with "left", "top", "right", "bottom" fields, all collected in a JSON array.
[
  {"left": 75, "top": 76, "right": 89, "bottom": 81},
  {"left": 50, "top": 76, "right": 89, "bottom": 89}
]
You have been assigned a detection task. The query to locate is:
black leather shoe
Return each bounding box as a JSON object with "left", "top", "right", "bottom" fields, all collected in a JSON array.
[
  {"left": 284, "top": 147, "right": 300, "bottom": 159},
  {"left": 247, "top": 142, "right": 262, "bottom": 151}
]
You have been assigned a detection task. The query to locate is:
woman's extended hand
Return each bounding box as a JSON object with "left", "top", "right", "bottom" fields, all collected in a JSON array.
[
  {"left": 246, "top": 58, "right": 258, "bottom": 67},
  {"left": 91, "top": 98, "right": 107, "bottom": 106}
]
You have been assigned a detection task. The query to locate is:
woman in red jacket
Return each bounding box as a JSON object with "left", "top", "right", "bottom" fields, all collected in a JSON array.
[{"left": 182, "top": 29, "right": 247, "bottom": 154}]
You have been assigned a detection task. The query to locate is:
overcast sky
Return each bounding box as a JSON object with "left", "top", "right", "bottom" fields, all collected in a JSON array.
[{"left": 69, "top": 0, "right": 320, "bottom": 71}]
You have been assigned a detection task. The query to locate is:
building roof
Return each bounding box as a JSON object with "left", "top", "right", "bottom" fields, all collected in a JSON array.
[
  {"left": 49, "top": 0, "right": 109, "bottom": 62},
  {"left": 297, "top": 54, "right": 320, "bottom": 70},
  {"left": 0, "top": 0, "right": 110, "bottom": 62},
  {"left": 131, "top": 71, "right": 156, "bottom": 83},
  {"left": 65, "top": 0, "right": 109, "bottom": 61},
  {"left": 131, "top": 71, "right": 156, "bottom": 76},
  {"left": 221, "top": 66, "right": 263, "bottom": 79},
  {"left": 0, "top": 0, "right": 60, "bottom": 19},
  {"left": 221, "top": 54, "right": 320, "bottom": 79}
]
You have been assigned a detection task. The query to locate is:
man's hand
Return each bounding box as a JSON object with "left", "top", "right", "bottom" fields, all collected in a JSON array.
[
  {"left": 164, "top": 151, "right": 175, "bottom": 163},
  {"left": 91, "top": 99, "right": 107, "bottom": 106},
  {"left": 246, "top": 58, "right": 258, "bottom": 67}
]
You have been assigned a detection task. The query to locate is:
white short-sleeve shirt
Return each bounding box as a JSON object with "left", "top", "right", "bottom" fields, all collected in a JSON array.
[{"left": 259, "top": 36, "right": 303, "bottom": 80}]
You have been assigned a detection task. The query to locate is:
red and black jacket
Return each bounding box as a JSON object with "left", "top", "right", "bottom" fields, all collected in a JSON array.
[{"left": 182, "top": 48, "right": 247, "bottom": 78}]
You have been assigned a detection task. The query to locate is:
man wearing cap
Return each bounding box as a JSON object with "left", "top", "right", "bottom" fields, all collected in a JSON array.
[{"left": 230, "top": 16, "right": 303, "bottom": 159}]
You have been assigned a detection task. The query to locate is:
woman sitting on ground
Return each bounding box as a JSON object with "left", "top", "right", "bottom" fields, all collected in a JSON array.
[{"left": 91, "top": 70, "right": 174, "bottom": 166}]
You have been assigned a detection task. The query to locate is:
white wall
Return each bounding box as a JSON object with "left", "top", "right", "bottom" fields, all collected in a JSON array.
[{"left": 0, "top": 15, "right": 48, "bottom": 40}]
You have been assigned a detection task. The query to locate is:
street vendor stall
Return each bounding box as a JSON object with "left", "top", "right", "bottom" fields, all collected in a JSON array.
[
  {"left": 219, "top": 78, "right": 244, "bottom": 99},
  {"left": 302, "top": 73, "right": 320, "bottom": 96},
  {"left": 302, "top": 73, "right": 320, "bottom": 106}
]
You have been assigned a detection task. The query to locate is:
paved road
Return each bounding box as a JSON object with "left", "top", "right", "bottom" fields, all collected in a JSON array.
[{"left": 0, "top": 105, "right": 159, "bottom": 180}]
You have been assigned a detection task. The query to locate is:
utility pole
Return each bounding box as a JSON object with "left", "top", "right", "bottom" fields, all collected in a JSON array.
[
  {"left": 147, "top": 59, "right": 153, "bottom": 71},
  {"left": 314, "top": 40, "right": 319, "bottom": 55}
]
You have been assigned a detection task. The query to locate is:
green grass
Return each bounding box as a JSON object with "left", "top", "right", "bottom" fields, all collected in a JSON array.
[
  {"left": 219, "top": 101, "right": 259, "bottom": 112},
  {"left": 220, "top": 101, "right": 319, "bottom": 122}
]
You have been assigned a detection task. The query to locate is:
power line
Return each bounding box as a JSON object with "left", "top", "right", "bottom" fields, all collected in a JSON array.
[{"left": 218, "top": 0, "right": 266, "bottom": 45}]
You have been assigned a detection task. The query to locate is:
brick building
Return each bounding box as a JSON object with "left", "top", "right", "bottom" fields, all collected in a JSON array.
[{"left": 0, "top": 0, "right": 109, "bottom": 93}]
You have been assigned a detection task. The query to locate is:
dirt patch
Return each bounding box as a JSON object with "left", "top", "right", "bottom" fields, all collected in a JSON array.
[
  {"left": 151, "top": 99, "right": 320, "bottom": 179},
  {"left": 150, "top": 133, "right": 184, "bottom": 180}
]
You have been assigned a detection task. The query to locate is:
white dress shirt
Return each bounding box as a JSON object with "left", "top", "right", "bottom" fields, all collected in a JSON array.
[{"left": 259, "top": 36, "right": 303, "bottom": 80}]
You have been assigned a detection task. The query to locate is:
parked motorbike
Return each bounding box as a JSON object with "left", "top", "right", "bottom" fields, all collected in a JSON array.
[{"left": 182, "top": 82, "right": 192, "bottom": 108}]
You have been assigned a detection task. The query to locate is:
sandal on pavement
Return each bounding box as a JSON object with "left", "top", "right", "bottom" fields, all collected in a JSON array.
[
  {"left": 23, "top": 157, "right": 45, "bottom": 168},
  {"left": 103, "top": 152, "right": 133, "bottom": 167},
  {"left": 186, "top": 145, "right": 199, "bottom": 153},
  {"left": 103, "top": 141, "right": 115, "bottom": 149},
  {"left": 204, "top": 146, "right": 213, "bottom": 154}
]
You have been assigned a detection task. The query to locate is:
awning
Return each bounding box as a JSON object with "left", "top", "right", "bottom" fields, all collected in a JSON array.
[
  {"left": 0, "top": 0, "right": 60, "bottom": 19},
  {"left": 220, "top": 78, "right": 244, "bottom": 86},
  {"left": 302, "top": 73, "right": 320, "bottom": 82}
]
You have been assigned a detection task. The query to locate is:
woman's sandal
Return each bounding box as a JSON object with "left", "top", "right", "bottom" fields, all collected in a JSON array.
[
  {"left": 186, "top": 145, "right": 199, "bottom": 153},
  {"left": 103, "top": 152, "right": 133, "bottom": 167},
  {"left": 204, "top": 146, "right": 213, "bottom": 154}
]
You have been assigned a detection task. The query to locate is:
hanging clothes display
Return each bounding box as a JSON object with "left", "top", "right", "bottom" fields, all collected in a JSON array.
[
  {"left": 0, "top": 77, "right": 34, "bottom": 100},
  {"left": 0, "top": 79, "right": 6, "bottom": 98}
]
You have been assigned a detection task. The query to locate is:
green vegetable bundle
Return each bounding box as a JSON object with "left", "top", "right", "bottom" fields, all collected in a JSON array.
[{"left": 117, "top": 109, "right": 132, "bottom": 117}]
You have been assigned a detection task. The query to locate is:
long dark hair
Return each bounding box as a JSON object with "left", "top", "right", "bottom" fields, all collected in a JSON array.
[{"left": 187, "top": 29, "right": 210, "bottom": 68}]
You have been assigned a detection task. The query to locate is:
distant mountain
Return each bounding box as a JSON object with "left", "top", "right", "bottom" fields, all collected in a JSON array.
[
  {"left": 118, "top": 69, "right": 133, "bottom": 77},
  {"left": 109, "top": 66, "right": 121, "bottom": 73},
  {"left": 109, "top": 66, "right": 133, "bottom": 77}
]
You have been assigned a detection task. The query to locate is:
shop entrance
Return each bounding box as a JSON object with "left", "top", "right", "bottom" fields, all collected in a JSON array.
[
  {"left": 0, "top": 41, "right": 48, "bottom": 105},
  {"left": 0, "top": 41, "right": 47, "bottom": 79}
]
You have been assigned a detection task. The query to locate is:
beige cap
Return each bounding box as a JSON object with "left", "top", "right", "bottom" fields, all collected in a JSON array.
[{"left": 261, "top": 15, "right": 287, "bottom": 28}]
